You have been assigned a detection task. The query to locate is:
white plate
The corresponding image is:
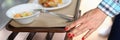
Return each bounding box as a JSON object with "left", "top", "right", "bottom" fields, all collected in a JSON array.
[{"left": 32, "top": 0, "right": 72, "bottom": 10}]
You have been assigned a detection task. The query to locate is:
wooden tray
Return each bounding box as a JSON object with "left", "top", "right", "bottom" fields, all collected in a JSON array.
[{"left": 6, "top": 0, "right": 80, "bottom": 32}]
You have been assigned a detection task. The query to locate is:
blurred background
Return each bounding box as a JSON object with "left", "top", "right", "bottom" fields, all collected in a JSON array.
[{"left": 0, "top": 0, "right": 112, "bottom": 40}]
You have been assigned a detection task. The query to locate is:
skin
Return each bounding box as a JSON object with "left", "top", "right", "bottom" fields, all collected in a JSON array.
[{"left": 65, "top": 8, "right": 108, "bottom": 39}]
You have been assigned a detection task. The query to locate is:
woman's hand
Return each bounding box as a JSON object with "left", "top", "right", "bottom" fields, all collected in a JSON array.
[{"left": 65, "top": 8, "right": 107, "bottom": 39}]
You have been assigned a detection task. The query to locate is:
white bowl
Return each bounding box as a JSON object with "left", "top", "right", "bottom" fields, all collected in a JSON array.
[{"left": 6, "top": 3, "right": 41, "bottom": 24}]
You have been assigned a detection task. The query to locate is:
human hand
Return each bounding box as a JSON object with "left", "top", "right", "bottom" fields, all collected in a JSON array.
[{"left": 65, "top": 8, "right": 107, "bottom": 39}]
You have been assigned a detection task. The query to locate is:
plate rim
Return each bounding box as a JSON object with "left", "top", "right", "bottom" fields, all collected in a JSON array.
[{"left": 32, "top": 0, "right": 72, "bottom": 10}]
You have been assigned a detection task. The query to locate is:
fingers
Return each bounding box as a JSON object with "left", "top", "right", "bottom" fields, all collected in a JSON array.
[
  {"left": 74, "top": 27, "right": 88, "bottom": 37},
  {"left": 67, "top": 24, "right": 87, "bottom": 38},
  {"left": 71, "top": 24, "right": 87, "bottom": 35},
  {"left": 83, "top": 29, "right": 95, "bottom": 39},
  {"left": 65, "top": 18, "right": 84, "bottom": 31}
]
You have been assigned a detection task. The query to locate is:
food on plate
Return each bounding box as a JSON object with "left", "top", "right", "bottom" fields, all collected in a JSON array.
[
  {"left": 14, "top": 11, "right": 32, "bottom": 18},
  {"left": 39, "top": 0, "right": 48, "bottom": 4},
  {"left": 39, "top": 0, "right": 63, "bottom": 7}
]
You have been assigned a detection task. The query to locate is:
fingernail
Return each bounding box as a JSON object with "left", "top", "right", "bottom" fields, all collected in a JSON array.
[
  {"left": 67, "top": 33, "right": 71, "bottom": 38},
  {"left": 65, "top": 27, "right": 68, "bottom": 31},
  {"left": 82, "top": 37, "right": 84, "bottom": 40},
  {"left": 67, "top": 33, "right": 74, "bottom": 38}
]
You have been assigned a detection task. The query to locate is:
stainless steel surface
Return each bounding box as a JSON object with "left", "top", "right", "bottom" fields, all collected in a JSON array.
[
  {"left": 34, "top": 9, "right": 73, "bottom": 22},
  {"left": 0, "top": 0, "right": 29, "bottom": 30}
]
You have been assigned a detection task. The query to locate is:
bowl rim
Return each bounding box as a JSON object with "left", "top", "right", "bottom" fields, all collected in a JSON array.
[{"left": 6, "top": 3, "right": 41, "bottom": 19}]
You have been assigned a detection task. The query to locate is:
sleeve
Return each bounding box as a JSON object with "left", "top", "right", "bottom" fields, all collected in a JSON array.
[{"left": 98, "top": 0, "right": 120, "bottom": 17}]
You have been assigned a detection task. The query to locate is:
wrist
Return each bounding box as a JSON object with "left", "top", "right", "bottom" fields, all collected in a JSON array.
[{"left": 96, "top": 8, "right": 107, "bottom": 18}]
